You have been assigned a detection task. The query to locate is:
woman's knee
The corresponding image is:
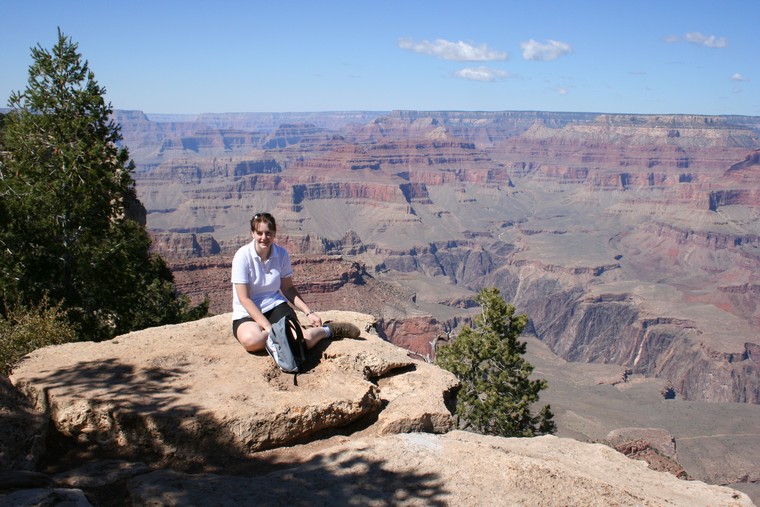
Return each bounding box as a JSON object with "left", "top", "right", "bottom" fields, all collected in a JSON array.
[
  {"left": 236, "top": 323, "right": 266, "bottom": 352},
  {"left": 239, "top": 334, "right": 266, "bottom": 352}
]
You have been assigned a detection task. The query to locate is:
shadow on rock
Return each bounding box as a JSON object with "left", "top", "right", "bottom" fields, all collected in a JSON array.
[
  {"left": 129, "top": 446, "right": 449, "bottom": 506},
  {"left": 13, "top": 358, "right": 255, "bottom": 473}
]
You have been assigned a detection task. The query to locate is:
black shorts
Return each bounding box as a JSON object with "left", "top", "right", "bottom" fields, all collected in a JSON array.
[{"left": 232, "top": 302, "right": 296, "bottom": 339}]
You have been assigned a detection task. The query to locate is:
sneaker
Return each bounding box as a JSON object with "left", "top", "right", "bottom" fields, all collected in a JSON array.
[{"left": 327, "top": 322, "right": 361, "bottom": 339}]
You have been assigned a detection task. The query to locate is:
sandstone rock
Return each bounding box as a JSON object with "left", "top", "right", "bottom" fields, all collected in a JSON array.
[
  {"left": 606, "top": 428, "right": 687, "bottom": 479},
  {"left": 9, "top": 312, "right": 458, "bottom": 466},
  {"left": 4, "top": 311, "right": 757, "bottom": 506},
  {"left": 53, "top": 459, "right": 149, "bottom": 489},
  {"left": 126, "top": 431, "right": 754, "bottom": 506},
  {"left": 606, "top": 427, "right": 677, "bottom": 460},
  {"left": 372, "top": 361, "right": 456, "bottom": 435},
  {"left": 0, "top": 375, "right": 47, "bottom": 471}
]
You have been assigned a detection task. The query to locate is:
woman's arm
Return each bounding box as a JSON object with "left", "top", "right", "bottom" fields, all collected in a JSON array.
[{"left": 280, "top": 277, "right": 322, "bottom": 326}]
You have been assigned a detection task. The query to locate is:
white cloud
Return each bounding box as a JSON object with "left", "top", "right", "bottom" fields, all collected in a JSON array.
[
  {"left": 454, "top": 66, "right": 509, "bottom": 82},
  {"left": 398, "top": 38, "right": 508, "bottom": 61},
  {"left": 520, "top": 39, "right": 572, "bottom": 61},
  {"left": 685, "top": 32, "right": 727, "bottom": 48},
  {"left": 663, "top": 35, "right": 680, "bottom": 44},
  {"left": 731, "top": 73, "right": 744, "bottom": 82},
  {"left": 557, "top": 87, "right": 568, "bottom": 95}
]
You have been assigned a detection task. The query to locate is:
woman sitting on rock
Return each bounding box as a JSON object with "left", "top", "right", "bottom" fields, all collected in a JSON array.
[{"left": 231, "top": 212, "right": 359, "bottom": 353}]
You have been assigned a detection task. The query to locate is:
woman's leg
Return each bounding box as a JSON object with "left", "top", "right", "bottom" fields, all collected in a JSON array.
[
  {"left": 233, "top": 318, "right": 268, "bottom": 352},
  {"left": 269, "top": 303, "right": 329, "bottom": 350},
  {"left": 303, "top": 327, "right": 328, "bottom": 349},
  {"left": 237, "top": 303, "right": 361, "bottom": 353}
]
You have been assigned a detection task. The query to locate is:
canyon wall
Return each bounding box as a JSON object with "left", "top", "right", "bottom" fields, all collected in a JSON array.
[{"left": 116, "top": 109, "right": 760, "bottom": 405}]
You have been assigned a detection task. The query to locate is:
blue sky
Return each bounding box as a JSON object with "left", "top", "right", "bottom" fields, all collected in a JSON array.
[{"left": 1, "top": 0, "right": 757, "bottom": 116}]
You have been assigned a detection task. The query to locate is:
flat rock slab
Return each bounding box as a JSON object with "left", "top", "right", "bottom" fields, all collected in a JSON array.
[
  {"left": 127, "top": 431, "right": 754, "bottom": 506},
  {"left": 9, "top": 312, "right": 457, "bottom": 463}
]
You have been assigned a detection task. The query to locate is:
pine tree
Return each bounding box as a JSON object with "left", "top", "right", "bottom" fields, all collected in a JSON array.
[
  {"left": 435, "top": 287, "right": 556, "bottom": 437},
  {"left": 0, "top": 30, "right": 205, "bottom": 341}
]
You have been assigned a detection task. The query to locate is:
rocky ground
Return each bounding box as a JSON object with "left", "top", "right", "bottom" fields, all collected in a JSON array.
[{"left": 1, "top": 312, "right": 755, "bottom": 506}]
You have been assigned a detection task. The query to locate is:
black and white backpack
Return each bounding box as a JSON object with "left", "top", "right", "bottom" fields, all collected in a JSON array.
[{"left": 265, "top": 314, "right": 307, "bottom": 382}]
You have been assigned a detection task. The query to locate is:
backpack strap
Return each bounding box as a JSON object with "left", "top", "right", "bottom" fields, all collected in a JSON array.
[{"left": 285, "top": 315, "right": 307, "bottom": 367}]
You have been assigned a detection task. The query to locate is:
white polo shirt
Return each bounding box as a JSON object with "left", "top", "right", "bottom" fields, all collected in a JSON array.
[{"left": 231, "top": 241, "right": 292, "bottom": 320}]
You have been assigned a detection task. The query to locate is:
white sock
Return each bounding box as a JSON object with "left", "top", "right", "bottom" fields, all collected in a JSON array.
[{"left": 323, "top": 326, "right": 332, "bottom": 338}]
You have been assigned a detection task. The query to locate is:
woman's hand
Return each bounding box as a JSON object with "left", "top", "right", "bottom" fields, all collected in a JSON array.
[{"left": 307, "top": 312, "right": 322, "bottom": 327}]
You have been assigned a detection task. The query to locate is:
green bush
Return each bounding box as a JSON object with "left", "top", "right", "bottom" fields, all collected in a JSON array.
[
  {"left": 0, "top": 299, "right": 76, "bottom": 375},
  {"left": 436, "top": 287, "right": 555, "bottom": 437}
]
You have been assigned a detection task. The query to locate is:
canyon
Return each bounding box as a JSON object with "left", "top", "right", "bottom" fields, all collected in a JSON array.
[
  {"left": 112, "top": 109, "right": 760, "bottom": 499},
  {"left": 117, "top": 108, "right": 760, "bottom": 406}
]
